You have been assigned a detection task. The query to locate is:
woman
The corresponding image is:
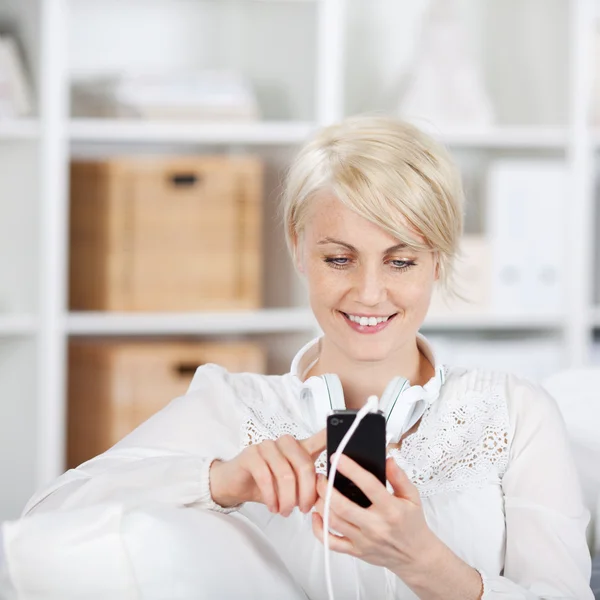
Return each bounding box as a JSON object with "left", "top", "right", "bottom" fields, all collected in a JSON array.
[{"left": 0, "top": 116, "right": 593, "bottom": 599}]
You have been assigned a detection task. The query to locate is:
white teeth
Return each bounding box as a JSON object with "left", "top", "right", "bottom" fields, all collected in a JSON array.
[{"left": 346, "top": 314, "right": 391, "bottom": 326}]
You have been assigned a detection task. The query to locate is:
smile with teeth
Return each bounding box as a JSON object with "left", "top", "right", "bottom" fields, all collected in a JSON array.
[{"left": 343, "top": 313, "right": 395, "bottom": 327}]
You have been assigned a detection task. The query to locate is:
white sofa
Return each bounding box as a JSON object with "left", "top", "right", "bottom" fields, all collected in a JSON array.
[{"left": 542, "top": 369, "right": 600, "bottom": 598}]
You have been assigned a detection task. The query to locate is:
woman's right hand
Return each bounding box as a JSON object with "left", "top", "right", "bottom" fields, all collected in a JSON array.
[{"left": 209, "top": 430, "right": 326, "bottom": 516}]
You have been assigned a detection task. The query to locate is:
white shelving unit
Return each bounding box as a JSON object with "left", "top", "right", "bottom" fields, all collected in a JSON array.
[{"left": 0, "top": 0, "right": 598, "bottom": 521}]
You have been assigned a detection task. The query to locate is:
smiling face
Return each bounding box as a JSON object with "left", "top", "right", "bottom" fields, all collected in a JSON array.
[{"left": 296, "top": 192, "right": 438, "bottom": 364}]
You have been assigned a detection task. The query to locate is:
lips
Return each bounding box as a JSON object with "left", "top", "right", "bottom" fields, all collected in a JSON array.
[
  {"left": 345, "top": 313, "right": 392, "bottom": 327},
  {"left": 340, "top": 311, "right": 397, "bottom": 331}
]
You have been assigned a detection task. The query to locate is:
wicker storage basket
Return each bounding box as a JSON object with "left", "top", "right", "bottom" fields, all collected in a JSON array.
[
  {"left": 69, "top": 156, "right": 263, "bottom": 311},
  {"left": 67, "top": 339, "right": 266, "bottom": 467}
]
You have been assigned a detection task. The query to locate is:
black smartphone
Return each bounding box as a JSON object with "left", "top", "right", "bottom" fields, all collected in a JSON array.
[{"left": 326, "top": 410, "right": 386, "bottom": 508}]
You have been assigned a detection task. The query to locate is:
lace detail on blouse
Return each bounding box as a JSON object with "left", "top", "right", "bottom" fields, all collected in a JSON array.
[
  {"left": 238, "top": 369, "right": 511, "bottom": 499},
  {"left": 243, "top": 406, "right": 310, "bottom": 447},
  {"left": 236, "top": 375, "right": 313, "bottom": 447},
  {"left": 391, "top": 370, "right": 511, "bottom": 498},
  {"left": 235, "top": 375, "right": 331, "bottom": 473}
]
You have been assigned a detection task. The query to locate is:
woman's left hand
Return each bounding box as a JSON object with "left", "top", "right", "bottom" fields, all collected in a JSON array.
[{"left": 311, "top": 454, "right": 442, "bottom": 574}]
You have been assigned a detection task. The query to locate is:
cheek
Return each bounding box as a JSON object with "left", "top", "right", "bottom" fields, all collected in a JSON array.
[
  {"left": 391, "top": 272, "right": 436, "bottom": 307},
  {"left": 305, "top": 262, "right": 344, "bottom": 302}
]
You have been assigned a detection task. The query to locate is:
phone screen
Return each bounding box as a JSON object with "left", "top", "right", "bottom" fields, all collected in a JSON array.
[{"left": 326, "top": 410, "right": 386, "bottom": 508}]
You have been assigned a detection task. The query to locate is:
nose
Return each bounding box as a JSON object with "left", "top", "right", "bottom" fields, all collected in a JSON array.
[{"left": 354, "top": 264, "right": 388, "bottom": 307}]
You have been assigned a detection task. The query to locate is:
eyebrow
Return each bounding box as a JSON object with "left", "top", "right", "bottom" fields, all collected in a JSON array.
[{"left": 317, "top": 237, "right": 408, "bottom": 254}]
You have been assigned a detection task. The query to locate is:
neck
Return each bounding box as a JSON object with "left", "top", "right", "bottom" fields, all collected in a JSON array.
[{"left": 306, "top": 337, "right": 434, "bottom": 410}]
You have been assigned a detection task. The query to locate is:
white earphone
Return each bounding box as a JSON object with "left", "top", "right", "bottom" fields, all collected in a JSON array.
[{"left": 300, "top": 369, "right": 445, "bottom": 444}]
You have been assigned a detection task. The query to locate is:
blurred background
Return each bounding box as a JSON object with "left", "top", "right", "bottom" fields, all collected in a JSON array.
[{"left": 0, "top": 0, "right": 596, "bottom": 523}]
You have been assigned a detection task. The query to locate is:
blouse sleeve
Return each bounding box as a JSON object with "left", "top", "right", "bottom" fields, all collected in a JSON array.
[
  {"left": 1, "top": 364, "right": 244, "bottom": 595},
  {"left": 479, "top": 375, "right": 594, "bottom": 599}
]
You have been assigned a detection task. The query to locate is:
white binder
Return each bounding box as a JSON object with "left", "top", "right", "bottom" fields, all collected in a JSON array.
[{"left": 486, "top": 160, "right": 566, "bottom": 317}]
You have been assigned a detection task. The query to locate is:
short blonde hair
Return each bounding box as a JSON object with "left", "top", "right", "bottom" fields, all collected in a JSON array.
[{"left": 282, "top": 115, "right": 465, "bottom": 289}]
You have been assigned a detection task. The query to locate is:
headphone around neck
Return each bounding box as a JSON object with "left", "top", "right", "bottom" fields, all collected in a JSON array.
[{"left": 300, "top": 369, "right": 445, "bottom": 444}]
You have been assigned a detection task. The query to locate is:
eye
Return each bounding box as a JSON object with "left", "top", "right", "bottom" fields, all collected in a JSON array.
[
  {"left": 323, "top": 257, "right": 350, "bottom": 269},
  {"left": 390, "top": 259, "right": 416, "bottom": 271}
]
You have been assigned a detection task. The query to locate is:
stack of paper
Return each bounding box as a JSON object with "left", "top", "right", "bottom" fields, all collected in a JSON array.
[
  {"left": 0, "top": 35, "right": 33, "bottom": 119},
  {"left": 71, "top": 71, "right": 260, "bottom": 121}
]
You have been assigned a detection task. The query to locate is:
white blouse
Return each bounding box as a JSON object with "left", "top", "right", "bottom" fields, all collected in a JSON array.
[{"left": 0, "top": 336, "right": 593, "bottom": 599}]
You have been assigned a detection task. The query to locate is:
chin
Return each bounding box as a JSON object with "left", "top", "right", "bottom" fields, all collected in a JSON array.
[
  {"left": 347, "top": 349, "right": 392, "bottom": 364},
  {"left": 348, "top": 342, "right": 395, "bottom": 363},
  {"left": 336, "top": 331, "right": 397, "bottom": 363}
]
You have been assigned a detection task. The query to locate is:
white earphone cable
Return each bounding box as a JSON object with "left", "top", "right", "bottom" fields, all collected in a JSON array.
[{"left": 324, "top": 395, "right": 379, "bottom": 600}]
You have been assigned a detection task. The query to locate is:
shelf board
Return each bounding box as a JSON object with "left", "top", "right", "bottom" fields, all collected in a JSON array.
[
  {"left": 423, "top": 312, "right": 563, "bottom": 331},
  {"left": 68, "top": 121, "right": 568, "bottom": 149},
  {"left": 425, "top": 126, "right": 567, "bottom": 149},
  {"left": 0, "top": 314, "right": 38, "bottom": 336},
  {"left": 69, "top": 119, "right": 316, "bottom": 145},
  {"left": 67, "top": 308, "right": 320, "bottom": 336},
  {"left": 66, "top": 309, "right": 563, "bottom": 337},
  {"left": 0, "top": 119, "right": 40, "bottom": 140}
]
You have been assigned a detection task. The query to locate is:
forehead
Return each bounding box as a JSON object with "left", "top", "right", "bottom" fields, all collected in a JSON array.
[{"left": 303, "top": 191, "right": 422, "bottom": 248}]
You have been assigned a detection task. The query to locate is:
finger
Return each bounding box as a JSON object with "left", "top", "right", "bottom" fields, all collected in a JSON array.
[
  {"left": 313, "top": 497, "right": 361, "bottom": 539},
  {"left": 277, "top": 435, "right": 318, "bottom": 513},
  {"left": 386, "top": 458, "right": 420, "bottom": 504},
  {"left": 246, "top": 451, "right": 277, "bottom": 512},
  {"left": 311, "top": 512, "right": 356, "bottom": 556},
  {"left": 333, "top": 453, "right": 390, "bottom": 507},
  {"left": 258, "top": 441, "right": 297, "bottom": 516},
  {"left": 299, "top": 429, "right": 326, "bottom": 459},
  {"left": 316, "top": 473, "right": 369, "bottom": 529}
]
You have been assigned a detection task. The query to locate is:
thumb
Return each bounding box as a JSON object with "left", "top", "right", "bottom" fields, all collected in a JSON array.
[
  {"left": 386, "top": 457, "right": 420, "bottom": 504},
  {"left": 299, "top": 429, "right": 326, "bottom": 459}
]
